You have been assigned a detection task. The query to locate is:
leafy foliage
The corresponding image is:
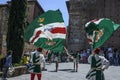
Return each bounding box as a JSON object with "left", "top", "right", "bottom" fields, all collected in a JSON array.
[{"left": 6, "top": 0, "right": 28, "bottom": 63}]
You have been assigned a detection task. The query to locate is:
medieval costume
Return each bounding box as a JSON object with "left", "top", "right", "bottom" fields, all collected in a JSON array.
[
  {"left": 72, "top": 51, "right": 79, "bottom": 72},
  {"left": 54, "top": 52, "right": 60, "bottom": 72},
  {"left": 86, "top": 48, "right": 109, "bottom": 80},
  {"left": 29, "top": 48, "right": 45, "bottom": 80}
]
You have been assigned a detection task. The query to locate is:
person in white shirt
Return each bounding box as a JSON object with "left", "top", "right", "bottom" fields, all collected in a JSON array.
[
  {"left": 28, "top": 48, "right": 45, "bottom": 80},
  {"left": 86, "top": 48, "right": 109, "bottom": 80}
]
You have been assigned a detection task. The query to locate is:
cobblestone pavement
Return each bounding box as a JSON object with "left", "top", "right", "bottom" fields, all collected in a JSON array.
[{"left": 1, "top": 62, "right": 120, "bottom": 80}]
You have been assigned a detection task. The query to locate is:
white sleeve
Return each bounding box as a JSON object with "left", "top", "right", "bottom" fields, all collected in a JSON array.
[
  {"left": 88, "top": 55, "right": 92, "bottom": 64},
  {"left": 100, "top": 56, "right": 109, "bottom": 69},
  {"left": 30, "top": 52, "right": 34, "bottom": 63},
  {"left": 42, "top": 55, "right": 45, "bottom": 62},
  {"left": 40, "top": 54, "right": 45, "bottom": 63}
]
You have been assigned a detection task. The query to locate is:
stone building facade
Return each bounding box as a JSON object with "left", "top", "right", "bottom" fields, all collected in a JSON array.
[
  {"left": 0, "top": 0, "right": 44, "bottom": 54},
  {"left": 67, "top": 0, "right": 120, "bottom": 51}
]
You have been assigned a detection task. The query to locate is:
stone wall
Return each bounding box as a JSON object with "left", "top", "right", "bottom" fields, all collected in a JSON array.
[
  {"left": 67, "top": 0, "right": 120, "bottom": 51},
  {"left": 0, "top": 0, "right": 44, "bottom": 55},
  {"left": 7, "top": 66, "right": 27, "bottom": 77}
]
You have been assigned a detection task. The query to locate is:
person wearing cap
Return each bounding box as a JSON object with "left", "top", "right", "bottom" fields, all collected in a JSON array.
[
  {"left": 28, "top": 48, "right": 45, "bottom": 80},
  {"left": 86, "top": 48, "right": 109, "bottom": 80}
]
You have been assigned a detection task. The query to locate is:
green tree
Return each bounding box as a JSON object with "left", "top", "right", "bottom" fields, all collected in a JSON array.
[{"left": 6, "top": 0, "right": 27, "bottom": 63}]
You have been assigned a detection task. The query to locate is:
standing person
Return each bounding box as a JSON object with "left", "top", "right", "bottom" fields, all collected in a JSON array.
[
  {"left": 72, "top": 51, "right": 79, "bottom": 72},
  {"left": 81, "top": 50, "right": 87, "bottom": 63},
  {"left": 47, "top": 51, "right": 53, "bottom": 64},
  {"left": 2, "top": 50, "right": 13, "bottom": 80},
  {"left": 28, "top": 48, "right": 45, "bottom": 80},
  {"left": 113, "top": 48, "right": 119, "bottom": 66},
  {"left": 107, "top": 48, "right": 113, "bottom": 65},
  {"left": 23, "top": 54, "right": 30, "bottom": 66},
  {"left": 118, "top": 49, "right": 120, "bottom": 65},
  {"left": 54, "top": 51, "right": 60, "bottom": 72},
  {"left": 86, "top": 48, "right": 109, "bottom": 80}
]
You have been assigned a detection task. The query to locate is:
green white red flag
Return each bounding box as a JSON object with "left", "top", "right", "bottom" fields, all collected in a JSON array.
[
  {"left": 85, "top": 18, "right": 120, "bottom": 49},
  {"left": 24, "top": 10, "right": 66, "bottom": 51}
]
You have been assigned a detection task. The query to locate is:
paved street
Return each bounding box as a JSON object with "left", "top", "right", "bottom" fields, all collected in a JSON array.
[{"left": 1, "top": 62, "right": 120, "bottom": 80}]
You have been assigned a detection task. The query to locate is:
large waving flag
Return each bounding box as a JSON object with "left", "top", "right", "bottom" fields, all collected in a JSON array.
[
  {"left": 85, "top": 18, "right": 120, "bottom": 49},
  {"left": 24, "top": 10, "right": 66, "bottom": 51}
]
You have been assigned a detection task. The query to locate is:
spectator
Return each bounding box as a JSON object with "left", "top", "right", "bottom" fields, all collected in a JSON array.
[
  {"left": 81, "top": 50, "right": 87, "bottom": 63},
  {"left": 107, "top": 49, "right": 113, "bottom": 65},
  {"left": 23, "top": 54, "right": 30, "bottom": 68},
  {"left": 2, "top": 50, "right": 13, "bottom": 80},
  {"left": 113, "top": 48, "right": 119, "bottom": 66}
]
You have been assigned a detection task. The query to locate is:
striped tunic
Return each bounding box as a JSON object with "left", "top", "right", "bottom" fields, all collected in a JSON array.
[
  {"left": 28, "top": 50, "right": 45, "bottom": 74},
  {"left": 86, "top": 54, "right": 109, "bottom": 80}
]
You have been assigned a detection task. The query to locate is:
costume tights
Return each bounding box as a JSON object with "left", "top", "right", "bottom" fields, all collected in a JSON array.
[{"left": 31, "top": 73, "right": 42, "bottom": 80}]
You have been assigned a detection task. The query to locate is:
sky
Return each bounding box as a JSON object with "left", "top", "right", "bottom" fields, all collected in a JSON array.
[{"left": 0, "top": 0, "right": 69, "bottom": 26}]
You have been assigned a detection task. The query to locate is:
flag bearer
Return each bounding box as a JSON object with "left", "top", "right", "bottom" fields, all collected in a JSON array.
[
  {"left": 86, "top": 48, "right": 109, "bottom": 80},
  {"left": 29, "top": 48, "right": 45, "bottom": 80}
]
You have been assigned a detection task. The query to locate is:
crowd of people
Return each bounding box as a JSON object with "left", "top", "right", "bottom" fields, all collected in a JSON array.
[
  {"left": 44, "top": 47, "right": 120, "bottom": 66},
  {"left": 0, "top": 47, "right": 120, "bottom": 80}
]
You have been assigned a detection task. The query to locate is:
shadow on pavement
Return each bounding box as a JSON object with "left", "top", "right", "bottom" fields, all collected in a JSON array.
[{"left": 48, "top": 69, "right": 77, "bottom": 73}]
